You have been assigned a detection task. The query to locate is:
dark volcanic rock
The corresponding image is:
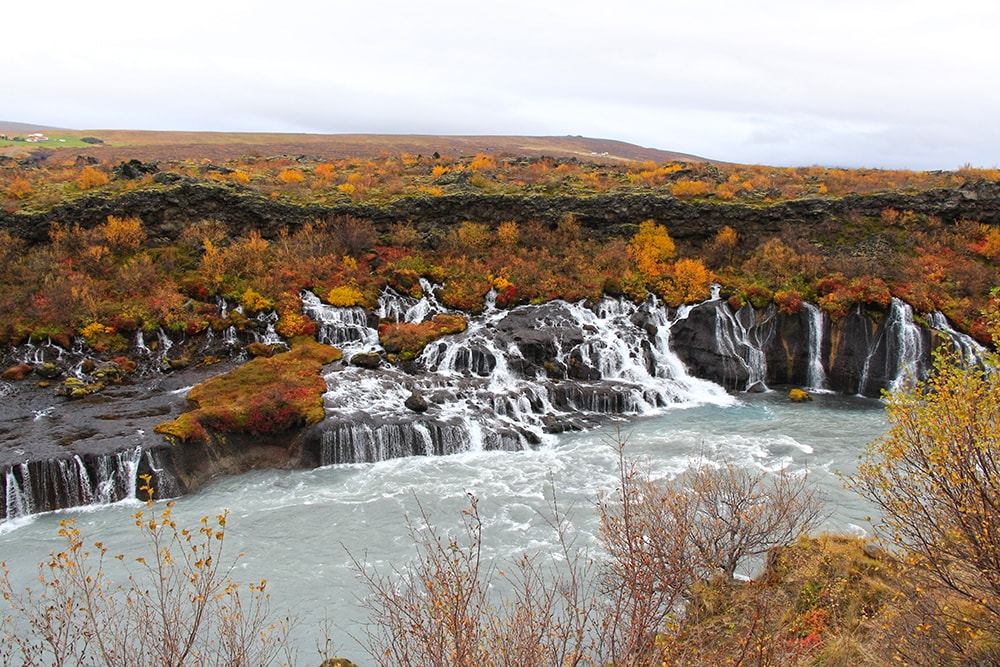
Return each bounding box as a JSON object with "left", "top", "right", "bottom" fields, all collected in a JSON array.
[
  {"left": 404, "top": 391, "right": 429, "bottom": 413},
  {"left": 349, "top": 352, "right": 382, "bottom": 369},
  {"left": 113, "top": 159, "right": 159, "bottom": 180},
  {"left": 7, "top": 180, "right": 1000, "bottom": 248}
]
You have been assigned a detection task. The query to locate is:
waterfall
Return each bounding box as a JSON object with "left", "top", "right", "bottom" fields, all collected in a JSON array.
[
  {"left": 58, "top": 456, "right": 94, "bottom": 507},
  {"left": 926, "top": 311, "right": 985, "bottom": 365},
  {"left": 889, "top": 299, "right": 924, "bottom": 390},
  {"left": 301, "top": 290, "right": 378, "bottom": 349},
  {"left": 5, "top": 465, "right": 31, "bottom": 521},
  {"left": 156, "top": 328, "right": 174, "bottom": 356},
  {"left": 711, "top": 303, "right": 769, "bottom": 391},
  {"left": 254, "top": 312, "right": 287, "bottom": 347},
  {"left": 859, "top": 299, "right": 925, "bottom": 395},
  {"left": 803, "top": 303, "right": 829, "bottom": 390},
  {"left": 308, "top": 293, "right": 736, "bottom": 466},
  {"left": 1, "top": 446, "right": 153, "bottom": 525},
  {"left": 135, "top": 330, "right": 151, "bottom": 355},
  {"left": 95, "top": 447, "right": 143, "bottom": 505},
  {"left": 376, "top": 280, "right": 447, "bottom": 324}
]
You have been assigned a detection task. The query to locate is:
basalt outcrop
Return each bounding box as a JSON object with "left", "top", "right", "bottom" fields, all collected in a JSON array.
[{"left": 4, "top": 180, "right": 1000, "bottom": 246}]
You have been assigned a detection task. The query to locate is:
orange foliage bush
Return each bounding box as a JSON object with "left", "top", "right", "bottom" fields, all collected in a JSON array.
[
  {"left": 4, "top": 176, "right": 33, "bottom": 199},
  {"left": 76, "top": 166, "right": 109, "bottom": 190},
  {"left": 628, "top": 219, "right": 676, "bottom": 282},
  {"left": 660, "top": 258, "right": 714, "bottom": 306},
  {"left": 669, "top": 179, "right": 712, "bottom": 199}
]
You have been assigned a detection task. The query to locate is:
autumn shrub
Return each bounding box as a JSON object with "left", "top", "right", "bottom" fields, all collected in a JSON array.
[
  {"left": 277, "top": 168, "right": 304, "bottom": 184},
  {"left": 438, "top": 266, "right": 492, "bottom": 313},
  {"left": 353, "top": 494, "right": 597, "bottom": 667},
  {"left": 378, "top": 314, "right": 467, "bottom": 360},
  {"left": 669, "top": 179, "right": 712, "bottom": 199},
  {"left": 329, "top": 215, "right": 376, "bottom": 255},
  {"left": 850, "top": 344, "right": 1000, "bottom": 656},
  {"left": 275, "top": 310, "right": 317, "bottom": 338},
  {"left": 658, "top": 258, "right": 714, "bottom": 306},
  {"left": 774, "top": 289, "right": 804, "bottom": 314},
  {"left": 76, "top": 166, "right": 109, "bottom": 190},
  {"left": 4, "top": 176, "right": 34, "bottom": 199},
  {"left": 388, "top": 221, "right": 422, "bottom": 248},
  {"left": 0, "top": 478, "right": 296, "bottom": 667},
  {"left": 628, "top": 219, "right": 676, "bottom": 283},
  {"left": 154, "top": 339, "right": 341, "bottom": 442},
  {"left": 663, "top": 535, "right": 901, "bottom": 667},
  {"left": 448, "top": 221, "right": 491, "bottom": 256}
]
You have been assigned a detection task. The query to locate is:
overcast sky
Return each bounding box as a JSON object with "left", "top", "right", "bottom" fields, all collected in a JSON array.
[{"left": 7, "top": 1, "right": 999, "bottom": 170}]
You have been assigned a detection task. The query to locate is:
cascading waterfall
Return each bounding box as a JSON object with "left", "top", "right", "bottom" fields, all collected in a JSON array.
[
  {"left": 859, "top": 299, "right": 925, "bottom": 394},
  {"left": 301, "top": 290, "right": 378, "bottom": 350},
  {"left": 5, "top": 465, "right": 31, "bottom": 520},
  {"left": 95, "top": 446, "right": 143, "bottom": 504},
  {"left": 7, "top": 285, "right": 989, "bottom": 521},
  {"left": 245, "top": 312, "right": 286, "bottom": 347},
  {"left": 803, "top": 303, "right": 829, "bottom": 390},
  {"left": 927, "top": 311, "right": 985, "bottom": 365},
  {"left": 709, "top": 303, "right": 770, "bottom": 391},
  {"left": 376, "top": 279, "right": 447, "bottom": 324},
  {"left": 307, "top": 289, "right": 737, "bottom": 466},
  {"left": 0, "top": 445, "right": 175, "bottom": 525}
]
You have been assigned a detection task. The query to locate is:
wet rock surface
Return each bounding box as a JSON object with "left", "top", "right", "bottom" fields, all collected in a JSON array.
[{"left": 0, "top": 361, "right": 238, "bottom": 469}]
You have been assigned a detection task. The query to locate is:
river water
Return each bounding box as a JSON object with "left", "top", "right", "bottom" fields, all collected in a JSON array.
[{"left": 0, "top": 390, "right": 886, "bottom": 663}]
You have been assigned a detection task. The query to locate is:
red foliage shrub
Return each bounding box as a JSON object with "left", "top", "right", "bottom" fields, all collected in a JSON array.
[
  {"left": 379, "top": 314, "right": 468, "bottom": 361},
  {"left": 774, "top": 290, "right": 803, "bottom": 315}
]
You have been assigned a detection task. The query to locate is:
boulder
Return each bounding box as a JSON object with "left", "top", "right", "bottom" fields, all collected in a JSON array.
[
  {"left": 350, "top": 352, "right": 381, "bottom": 369},
  {"left": 404, "top": 391, "right": 429, "bottom": 413},
  {"left": 36, "top": 362, "right": 64, "bottom": 380}
]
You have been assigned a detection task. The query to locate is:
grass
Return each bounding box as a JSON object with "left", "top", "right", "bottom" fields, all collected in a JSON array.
[
  {"left": 666, "top": 535, "right": 901, "bottom": 666},
  {"left": 1, "top": 135, "right": 95, "bottom": 149}
]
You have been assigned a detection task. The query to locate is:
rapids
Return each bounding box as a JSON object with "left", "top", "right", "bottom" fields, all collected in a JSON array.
[{"left": 0, "top": 391, "right": 886, "bottom": 662}]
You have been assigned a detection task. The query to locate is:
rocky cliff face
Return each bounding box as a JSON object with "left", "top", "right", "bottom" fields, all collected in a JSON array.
[{"left": 5, "top": 179, "right": 1000, "bottom": 246}]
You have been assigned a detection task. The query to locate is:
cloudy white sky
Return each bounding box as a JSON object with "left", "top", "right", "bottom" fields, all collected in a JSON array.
[{"left": 7, "top": 1, "right": 999, "bottom": 170}]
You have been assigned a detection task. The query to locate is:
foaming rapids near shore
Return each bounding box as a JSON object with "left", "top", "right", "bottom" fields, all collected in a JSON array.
[{"left": 0, "top": 390, "right": 887, "bottom": 659}]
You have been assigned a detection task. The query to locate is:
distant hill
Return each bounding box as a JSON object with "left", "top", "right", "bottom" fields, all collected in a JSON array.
[
  {"left": 0, "top": 120, "right": 68, "bottom": 134},
  {"left": 0, "top": 123, "right": 712, "bottom": 164}
]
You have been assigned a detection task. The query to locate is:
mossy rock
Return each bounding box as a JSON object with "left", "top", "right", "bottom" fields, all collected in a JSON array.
[
  {"left": 350, "top": 352, "right": 381, "bottom": 369},
  {"left": 36, "top": 362, "right": 64, "bottom": 379},
  {"left": 155, "top": 339, "right": 342, "bottom": 443},
  {"left": 788, "top": 388, "right": 813, "bottom": 402}
]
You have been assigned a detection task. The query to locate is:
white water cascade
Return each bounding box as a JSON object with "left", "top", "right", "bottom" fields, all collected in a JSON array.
[
  {"left": 803, "top": 303, "right": 829, "bottom": 390},
  {"left": 710, "top": 303, "right": 770, "bottom": 391},
  {"left": 926, "top": 311, "right": 985, "bottom": 365},
  {"left": 859, "top": 299, "right": 926, "bottom": 395},
  {"left": 4, "top": 464, "right": 31, "bottom": 521},
  {"left": 307, "top": 289, "right": 736, "bottom": 465},
  {"left": 95, "top": 446, "right": 143, "bottom": 504}
]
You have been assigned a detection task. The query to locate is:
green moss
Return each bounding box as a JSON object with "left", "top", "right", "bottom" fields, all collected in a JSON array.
[{"left": 154, "top": 339, "right": 341, "bottom": 443}]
